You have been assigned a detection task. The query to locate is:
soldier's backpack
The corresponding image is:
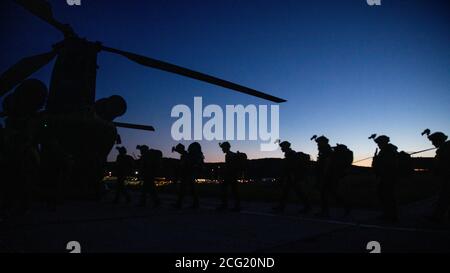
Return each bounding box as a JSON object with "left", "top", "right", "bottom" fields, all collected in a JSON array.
[
  {"left": 296, "top": 152, "right": 311, "bottom": 170},
  {"left": 148, "top": 149, "right": 163, "bottom": 169},
  {"left": 235, "top": 151, "right": 248, "bottom": 174},
  {"left": 397, "top": 151, "right": 413, "bottom": 177},
  {"left": 333, "top": 144, "right": 354, "bottom": 172}
]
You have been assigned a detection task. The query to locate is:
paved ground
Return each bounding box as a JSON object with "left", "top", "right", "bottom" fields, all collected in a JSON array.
[{"left": 0, "top": 193, "right": 449, "bottom": 253}]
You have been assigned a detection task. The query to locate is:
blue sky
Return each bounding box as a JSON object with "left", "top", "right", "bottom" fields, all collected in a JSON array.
[{"left": 1, "top": 0, "right": 449, "bottom": 164}]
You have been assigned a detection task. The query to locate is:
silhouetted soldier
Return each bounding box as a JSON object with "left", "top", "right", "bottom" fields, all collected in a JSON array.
[
  {"left": 1, "top": 79, "right": 47, "bottom": 215},
  {"left": 188, "top": 142, "right": 204, "bottom": 206},
  {"left": 422, "top": 129, "right": 450, "bottom": 223},
  {"left": 311, "top": 135, "right": 333, "bottom": 217},
  {"left": 325, "top": 144, "right": 354, "bottom": 217},
  {"left": 172, "top": 143, "right": 200, "bottom": 209},
  {"left": 272, "top": 141, "right": 311, "bottom": 214},
  {"left": 370, "top": 134, "right": 399, "bottom": 222},
  {"left": 216, "top": 142, "right": 244, "bottom": 212},
  {"left": 113, "top": 146, "right": 133, "bottom": 204},
  {"left": 136, "top": 145, "right": 162, "bottom": 208}
]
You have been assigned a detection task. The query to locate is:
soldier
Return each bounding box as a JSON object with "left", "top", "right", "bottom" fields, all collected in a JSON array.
[
  {"left": 325, "top": 144, "right": 353, "bottom": 217},
  {"left": 1, "top": 79, "right": 47, "bottom": 215},
  {"left": 113, "top": 146, "right": 133, "bottom": 204},
  {"left": 216, "top": 142, "right": 243, "bottom": 212},
  {"left": 172, "top": 143, "right": 200, "bottom": 209},
  {"left": 136, "top": 145, "right": 162, "bottom": 208},
  {"left": 272, "top": 141, "right": 311, "bottom": 214},
  {"left": 311, "top": 135, "right": 333, "bottom": 217},
  {"left": 422, "top": 129, "right": 450, "bottom": 223},
  {"left": 370, "top": 134, "right": 399, "bottom": 222}
]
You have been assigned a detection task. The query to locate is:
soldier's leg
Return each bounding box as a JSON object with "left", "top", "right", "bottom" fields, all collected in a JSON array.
[
  {"left": 432, "top": 179, "right": 450, "bottom": 220},
  {"left": 231, "top": 178, "right": 241, "bottom": 209},
  {"left": 123, "top": 178, "right": 131, "bottom": 203},
  {"left": 331, "top": 177, "right": 351, "bottom": 216},
  {"left": 114, "top": 176, "right": 124, "bottom": 203},
  {"left": 218, "top": 179, "right": 229, "bottom": 209},
  {"left": 277, "top": 178, "right": 291, "bottom": 209},
  {"left": 190, "top": 179, "right": 199, "bottom": 208},
  {"left": 377, "top": 179, "right": 396, "bottom": 220},
  {"left": 386, "top": 180, "right": 398, "bottom": 220},
  {"left": 148, "top": 177, "right": 160, "bottom": 207},
  {"left": 319, "top": 179, "right": 331, "bottom": 215},
  {"left": 294, "top": 178, "right": 311, "bottom": 212},
  {"left": 175, "top": 179, "right": 187, "bottom": 208},
  {"left": 138, "top": 179, "right": 148, "bottom": 206}
]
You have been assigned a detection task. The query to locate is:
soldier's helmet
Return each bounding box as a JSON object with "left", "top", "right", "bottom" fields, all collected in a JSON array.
[
  {"left": 315, "top": 135, "right": 329, "bottom": 144},
  {"left": 428, "top": 132, "right": 448, "bottom": 143},
  {"left": 172, "top": 143, "right": 185, "bottom": 153},
  {"left": 374, "top": 135, "right": 390, "bottom": 145},
  {"left": 279, "top": 141, "right": 291, "bottom": 149},
  {"left": 136, "top": 145, "right": 149, "bottom": 152},
  {"left": 116, "top": 146, "right": 127, "bottom": 154},
  {"left": 10, "top": 79, "right": 48, "bottom": 115},
  {"left": 219, "top": 141, "right": 231, "bottom": 149},
  {"left": 95, "top": 95, "right": 127, "bottom": 121}
]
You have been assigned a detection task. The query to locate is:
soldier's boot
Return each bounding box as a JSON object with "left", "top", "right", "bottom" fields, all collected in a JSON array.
[
  {"left": 298, "top": 205, "right": 311, "bottom": 215},
  {"left": 216, "top": 203, "right": 228, "bottom": 211},
  {"left": 230, "top": 205, "right": 241, "bottom": 212},
  {"left": 342, "top": 206, "right": 352, "bottom": 218},
  {"left": 137, "top": 196, "right": 147, "bottom": 207},
  {"left": 191, "top": 199, "right": 199, "bottom": 209},
  {"left": 125, "top": 194, "right": 131, "bottom": 204},
  {"left": 272, "top": 205, "right": 285, "bottom": 213},
  {"left": 315, "top": 210, "right": 330, "bottom": 218},
  {"left": 172, "top": 200, "right": 182, "bottom": 209},
  {"left": 153, "top": 199, "right": 161, "bottom": 208}
]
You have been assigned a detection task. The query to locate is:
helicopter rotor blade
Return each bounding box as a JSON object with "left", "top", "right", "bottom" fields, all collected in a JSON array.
[
  {"left": 0, "top": 50, "right": 57, "bottom": 97},
  {"left": 101, "top": 46, "right": 287, "bottom": 103},
  {"left": 113, "top": 122, "right": 155, "bottom": 132},
  {"left": 13, "top": 0, "right": 75, "bottom": 36}
]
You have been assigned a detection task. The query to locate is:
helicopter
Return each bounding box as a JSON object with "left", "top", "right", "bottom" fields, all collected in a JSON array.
[{"left": 0, "top": 0, "right": 287, "bottom": 198}]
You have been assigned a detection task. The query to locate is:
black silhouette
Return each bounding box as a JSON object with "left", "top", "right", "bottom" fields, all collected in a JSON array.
[
  {"left": 1, "top": 79, "right": 47, "bottom": 215},
  {"left": 326, "top": 143, "right": 354, "bottom": 217},
  {"left": 0, "top": 0, "right": 286, "bottom": 201},
  {"left": 113, "top": 146, "right": 133, "bottom": 204},
  {"left": 216, "top": 142, "right": 246, "bottom": 212},
  {"left": 370, "top": 134, "right": 399, "bottom": 223},
  {"left": 422, "top": 129, "right": 450, "bottom": 223},
  {"left": 136, "top": 145, "right": 162, "bottom": 208},
  {"left": 172, "top": 143, "right": 201, "bottom": 209},
  {"left": 311, "top": 135, "right": 333, "bottom": 217},
  {"left": 272, "top": 141, "right": 311, "bottom": 214}
]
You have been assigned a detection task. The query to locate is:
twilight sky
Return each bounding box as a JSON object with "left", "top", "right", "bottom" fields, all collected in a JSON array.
[{"left": 1, "top": 0, "right": 449, "bottom": 165}]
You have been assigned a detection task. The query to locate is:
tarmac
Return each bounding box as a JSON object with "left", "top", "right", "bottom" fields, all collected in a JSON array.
[{"left": 0, "top": 192, "right": 449, "bottom": 253}]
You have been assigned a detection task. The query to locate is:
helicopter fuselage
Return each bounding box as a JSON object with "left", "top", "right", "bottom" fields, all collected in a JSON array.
[{"left": 46, "top": 37, "right": 100, "bottom": 114}]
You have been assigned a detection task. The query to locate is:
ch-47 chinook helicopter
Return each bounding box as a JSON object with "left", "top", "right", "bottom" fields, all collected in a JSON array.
[{"left": 0, "top": 0, "right": 286, "bottom": 198}]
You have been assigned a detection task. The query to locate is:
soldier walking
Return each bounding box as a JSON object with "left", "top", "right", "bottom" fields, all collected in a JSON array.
[
  {"left": 422, "top": 129, "right": 450, "bottom": 223},
  {"left": 216, "top": 142, "right": 245, "bottom": 212},
  {"left": 370, "top": 134, "right": 399, "bottom": 222},
  {"left": 113, "top": 146, "right": 133, "bottom": 204},
  {"left": 136, "top": 145, "right": 162, "bottom": 208},
  {"left": 172, "top": 143, "right": 200, "bottom": 209},
  {"left": 272, "top": 141, "right": 311, "bottom": 214}
]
